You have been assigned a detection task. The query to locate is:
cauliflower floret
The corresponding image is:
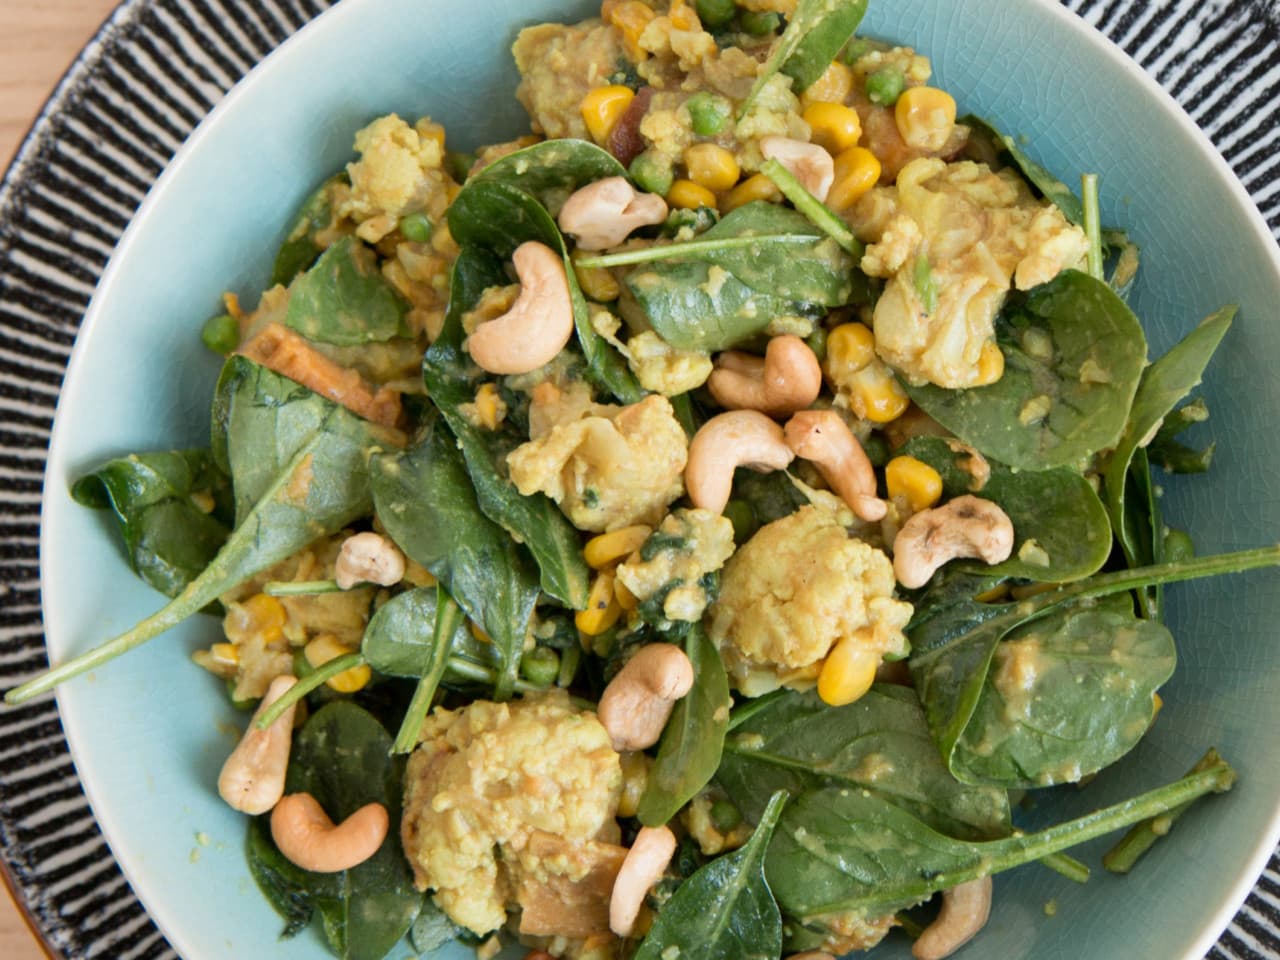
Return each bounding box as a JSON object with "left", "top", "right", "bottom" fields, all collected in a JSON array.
[
  {"left": 401, "top": 691, "right": 624, "bottom": 938},
  {"left": 851, "top": 157, "right": 1088, "bottom": 388},
  {"left": 507, "top": 392, "right": 689, "bottom": 533},
  {"left": 338, "top": 115, "right": 450, "bottom": 243},
  {"left": 626, "top": 330, "right": 713, "bottom": 396},
  {"left": 513, "top": 22, "right": 628, "bottom": 139},
  {"left": 616, "top": 508, "right": 736, "bottom": 624},
  {"left": 707, "top": 506, "right": 912, "bottom": 695}
]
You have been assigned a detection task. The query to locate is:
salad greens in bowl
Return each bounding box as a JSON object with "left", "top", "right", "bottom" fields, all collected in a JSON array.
[{"left": 16, "top": 0, "right": 1280, "bottom": 959}]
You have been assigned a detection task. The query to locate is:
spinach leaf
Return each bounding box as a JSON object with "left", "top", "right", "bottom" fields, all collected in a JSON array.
[
  {"left": 716, "top": 686, "right": 1010, "bottom": 840},
  {"left": 272, "top": 174, "right": 344, "bottom": 286},
  {"left": 369, "top": 415, "right": 538, "bottom": 699},
  {"left": 408, "top": 899, "right": 461, "bottom": 955},
  {"left": 740, "top": 0, "right": 869, "bottom": 114},
  {"left": 634, "top": 791, "right": 788, "bottom": 960},
  {"left": 361, "top": 586, "right": 466, "bottom": 678},
  {"left": 284, "top": 235, "right": 410, "bottom": 347},
  {"left": 71, "top": 449, "right": 232, "bottom": 598},
  {"left": 469, "top": 138, "right": 627, "bottom": 212},
  {"left": 1148, "top": 397, "right": 1214, "bottom": 474},
  {"left": 899, "top": 436, "right": 1111, "bottom": 582},
  {"left": 447, "top": 178, "right": 643, "bottom": 402},
  {"left": 907, "top": 271, "right": 1148, "bottom": 471},
  {"left": 423, "top": 246, "right": 592, "bottom": 608},
  {"left": 962, "top": 115, "right": 1084, "bottom": 224},
  {"left": 637, "top": 626, "right": 732, "bottom": 827}
]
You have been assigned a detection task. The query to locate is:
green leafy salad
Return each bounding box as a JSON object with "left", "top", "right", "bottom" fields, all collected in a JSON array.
[{"left": 9, "top": 1, "right": 1277, "bottom": 959}]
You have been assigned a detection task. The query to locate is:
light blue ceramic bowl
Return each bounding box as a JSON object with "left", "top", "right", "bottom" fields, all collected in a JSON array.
[{"left": 38, "top": 1, "right": 1280, "bottom": 958}]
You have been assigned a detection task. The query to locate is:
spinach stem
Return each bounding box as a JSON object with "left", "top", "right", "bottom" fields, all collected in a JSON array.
[
  {"left": 391, "top": 674, "right": 438, "bottom": 755},
  {"left": 1082, "top": 173, "right": 1104, "bottom": 281},
  {"left": 444, "top": 656, "right": 544, "bottom": 696},
  {"left": 256, "top": 653, "right": 366, "bottom": 729},
  {"left": 1038, "top": 851, "right": 1090, "bottom": 884},
  {"left": 574, "top": 233, "right": 821, "bottom": 269},
  {"left": 390, "top": 586, "right": 464, "bottom": 755},
  {"left": 556, "top": 643, "right": 581, "bottom": 688},
  {"left": 760, "top": 158, "right": 862, "bottom": 256},
  {"left": 264, "top": 579, "right": 342, "bottom": 597}
]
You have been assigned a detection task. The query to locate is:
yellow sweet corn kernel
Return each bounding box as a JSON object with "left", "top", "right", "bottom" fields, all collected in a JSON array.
[
  {"left": 683, "top": 143, "right": 740, "bottom": 192},
  {"left": 604, "top": 1, "right": 656, "bottom": 61},
  {"left": 721, "top": 173, "right": 781, "bottom": 213},
  {"left": 402, "top": 559, "right": 438, "bottom": 588},
  {"left": 584, "top": 525, "right": 652, "bottom": 569},
  {"left": 1152, "top": 692, "right": 1164, "bottom": 717},
  {"left": 885, "top": 456, "right": 944, "bottom": 513},
  {"left": 801, "top": 60, "right": 854, "bottom": 107},
  {"left": 803, "top": 101, "right": 862, "bottom": 154},
  {"left": 827, "top": 146, "right": 882, "bottom": 211},
  {"left": 305, "top": 634, "right": 371, "bottom": 694},
  {"left": 223, "top": 593, "right": 287, "bottom": 646},
  {"left": 617, "top": 751, "right": 650, "bottom": 818},
  {"left": 848, "top": 362, "right": 910, "bottom": 424},
  {"left": 824, "top": 322, "right": 877, "bottom": 381},
  {"left": 573, "top": 252, "right": 622, "bottom": 302},
  {"left": 576, "top": 570, "right": 623, "bottom": 636},
  {"left": 895, "top": 86, "right": 958, "bottom": 151},
  {"left": 817, "top": 634, "right": 879, "bottom": 707},
  {"left": 209, "top": 643, "right": 240, "bottom": 667},
  {"left": 974, "top": 341, "right": 1005, "bottom": 386},
  {"left": 667, "top": 179, "right": 718, "bottom": 211},
  {"left": 668, "top": 0, "right": 699, "bottom": 31},
  {"left": 582, "top": 85, "right": 636, "bottom": 145},
  {"left": 474, "top": 383, "right": 503, "bottom": 430}
]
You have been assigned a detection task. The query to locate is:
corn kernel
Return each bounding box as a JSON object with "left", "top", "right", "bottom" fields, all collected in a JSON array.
[
  {"left": 667, "top": 179, "right": 718, "bottom": 211},
  {"left": 885, "top": 456, "right": 944, "bottom": 513},
  {"left": 584, "top": 525, "right": 652, "bottom": 569},
  {"left": 305, "top": 634, "right": 371, "bottom": 694},
  {"left": 817, "top": 634, "right": 879, "bottom": 706},
  {"left": 721, "top": 173, "right": 781, "bottom": 213},
  {"left": 603, "top": 1, "right": 656, "bottom": 61},
  {"left": 801, "top": 60, "right": 854, "bottom": 107},
  {"left": 402, "top": 559, "right": 437, "bottom": 588},
  {"left": 1152, "top": 692, "right": 1164, "bottom": 717},
  {"left": 581, "top": 85, "right": 636, "bottom": 145},
  {"left": 668, "top": 0, "right": 700, "bottom": 31},
  {"left": 683, "top": 143, "right": 740, "bottom": 192},
  {"left": 895, "top": 86, "right": 957, "bottom": 151},
  {"left": 576, "top": 570, "right": 623, "bottom": 636},
  {"left": 470, "top": 621, "right": 493, "bottom": 644},
  {"left": 573, "top": 251, "right": 622, "bottom": 302},
  {"left": 974, "top": 340, "right": 1005, "bottom": 386},
  {"left": 223, "top": 593, "right": 287, "bottom": 646},
  {"left": 827, "top": 147, "right": 882, "bottom": 211},
  {"left": 803, "top": 101, "right": 862, "bottom": 154},
  {"left": 474, "top": 383, "right": 504, "bottom": 430},
  {"left": 617, "top": 751, "right": 650, "bottom": 818},
  {"left": 210, "top": 642, "right": 240, "bottom": 667},
  {"left": 848, "top": 362, "right": 910, "bottom": 424},
  {"left": 824, "top": 322, "right": 877, "bottom": 381}
]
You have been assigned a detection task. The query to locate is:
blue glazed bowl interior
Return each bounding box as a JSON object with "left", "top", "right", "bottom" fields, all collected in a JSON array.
[{"left": 39, "top": 1, "right": 1280, "bottom": 958}]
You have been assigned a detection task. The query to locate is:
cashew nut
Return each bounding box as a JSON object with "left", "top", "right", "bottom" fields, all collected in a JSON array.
[
  {"left": 466, "top": 241, "right": 574, "bottom": 374},
  {"left": 788, "top": 953, "right": 837, "bottom": 960},
  {"left": 761, "top": 137, "right": 835, "bottom": 202},
  {"left": 217, "top": 674, "right": 298, "bottom": 815},
  {"left": 912, "top": 876, "right": 993, "bottom": 960},
  {"left": 784, "top": 410, "right": 886, "bottom": 522},
  {"left": 558, "top": 176, "right": 669, "bottom": 251},
  {"left": 893, "top": 495, "right": 1015, "bottom": 589},
  {"left": 597, "top": 643, "right": 695, "bottom": 752},
  {"left": 609, "top": 825, "right": 677, "bottom": 937},
  {"left": 335, "top": 532, "right": 406, "bottom": 590},
  {"left": 270, "top": 792, "right": 390, "bottom": 873},
  {"left": 707, "top": 335, "right": 823, "bottom": 417},
  {"left": 686, "top": 411, "right": 796, "bottom": 514}
]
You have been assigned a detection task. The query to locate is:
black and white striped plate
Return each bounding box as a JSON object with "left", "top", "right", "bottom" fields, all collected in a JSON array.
[{"left": 0, "top": 1, "right": 1277, "bottom": 958}]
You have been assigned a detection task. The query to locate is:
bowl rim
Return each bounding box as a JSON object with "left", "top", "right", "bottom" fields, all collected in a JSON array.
[{"left": 37, "top": 1, "right": 1280, "bottom": 959}]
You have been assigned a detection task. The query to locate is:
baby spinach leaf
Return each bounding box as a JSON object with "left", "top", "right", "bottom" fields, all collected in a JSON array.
[
  {"left": 246, "top": 814, "right": 330, "bottom": 939},
  {"left": 740, "top": 0, "right": 869, "bottom": 114},
  {"left": 408, "top": 899, "right": 461, "bottom": 954},
  {"left": 71, "top": 449, "right": 232, "bottom": 598},
  {"left": 272, "top": 174, "right": 344, "bottom": 286},
  {"left": 423, "top": 246, "right": 592, "bottom": 608},
  {"left": 369, "top": 415, "right": 538, "bottom": 700},
  {"left": 963, "top": 115, "right": 1084, "bottom": 224},
  {"left": 637, "top": 626, "right": 732, "bottom": 827},
  {"left": 716, "top": 686, "right": 1010, "bottom": 841},
  {"left": 284, "top": 235, "right": 410, "bottom": 347},
  {"left": 469, "top": 138, "right": 627, "bottom": 212},
  {"left": 907, "top": 271, "right": 1148, "bottom": 471},
  {"left": 899, "top": 436, "right": 1111, "bottom": 582},
  {"left": 634, "top": 790, "right": 788, "bottom": 960},
  {"left": 361, "top": 586, "right": 467, "bottom": 678}
]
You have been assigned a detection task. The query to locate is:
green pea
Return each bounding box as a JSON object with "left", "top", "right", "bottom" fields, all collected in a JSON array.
[
  {"left": 686, "top": 91, "right": 732, "bottom": 137},
  {"left": 841, "top": 37, "right": 876, "bottom": 66},
  {"left": 866, "top": 67, "right": 905, "bottom": 107},
  {"left": 710, "top": 799, "right": 743, "bottom": 832},
  {"left": 630, "top": 149, "right": 675, "bottom": 198},
  {"left": 805, "top": 325, "right": 829, "bottom": 363},
  {"left": 723, "top": 499, "right": 757, "bottom": 545},
  {"left": 201, "top": 313, "right": 240, "bottom": 356},
  {"left": 695, "top": 0, "right": 736, "bottom": 27},
  {"left": 399, "top": 212, "right": 433, "bottom": 244},
  {"left": 520, "top": 646, "right": 561, "bottom": 687},
  {"left": 1163, "top": 528, "right": 1195, "bottom": 563},
  {"left": 739, "top": 10, "right": 780, "bottom": 35}
]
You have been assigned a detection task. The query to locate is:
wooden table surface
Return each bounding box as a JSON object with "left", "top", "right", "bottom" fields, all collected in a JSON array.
[{"left": 1, "top": 4, "right": 131, "bottom": 956}]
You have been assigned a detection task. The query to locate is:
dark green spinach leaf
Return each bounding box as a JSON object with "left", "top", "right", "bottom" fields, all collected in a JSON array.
[
  {"left": 469, "top": 138, "right": 627, "bottom": 212},
  {"left": 272, "top": 174, "right": 344, "bottom": 286},
  {"left": 740, "top": 0, "right": 869, "bottom": 113},
  {"left": 284, "top": 236, "right": 409, "bottom": 347}
]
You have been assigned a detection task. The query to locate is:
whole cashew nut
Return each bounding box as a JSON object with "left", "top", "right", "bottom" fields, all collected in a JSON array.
[
  {"left": 912, "top": 876, "right": 993, "bottom": 960},
  {"left": 270, "top": 792, "right": 390, "bottom": 873},
  {"left": 466, "top": 241, "right": 574, "bottom": 375},
  {"left": 784, "top": 410, "right": 887, "bottom": 522},
  {"left": 335, "top": 532, "right": 406, "bottom": 590},
  {"left": 218, "top": 674, "right": 298, "bottom": 815},
  {"left": 761, "top": 137, "right": 835, "bottom": 202},
  {"left": 610, "top": 825, "right": 677, "bottom": 937},
  {"left": 893, "top": 495, "right": 1015, "bottom": 589},
  {"left": 707, "top": 335, "right": 823, "bottom": 417},
  {"left": 597, "top": 643, "right": 695, "bottom": 752},
  {"left": 558, "top": 177, "right": 669, "bottom": 251},
  {"left": 686, "top": 410, "right": 796, "bottom": 514}
]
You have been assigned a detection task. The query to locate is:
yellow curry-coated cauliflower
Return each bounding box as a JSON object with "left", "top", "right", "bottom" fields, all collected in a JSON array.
[
  {"left": 626, "top": 330, "right": 713, "bottom": 396},
  {"left": 338, "top": 115, "right": 450, "bottom": 243},
  {"left": 507, "top": 388, "right": 689, "bottom": 533},
  {"left": 851, "top": 157, "right": 1089, "bottom": 388},
  {"left": 616, "top": 508, "right": 736, "bottom": 623},
  {"left": 708, "top": 506, "right": 912, "bottom": 695},
  {"left": 513, "top": 21, "right": 628, "bottom": 140},
  {"left": 401, "top": 691, "right": 624, "bottom": 939}
]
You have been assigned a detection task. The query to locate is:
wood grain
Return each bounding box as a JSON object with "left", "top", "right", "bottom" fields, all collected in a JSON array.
[{"left": 1, "top": 4, "right": 128, "bottom": 957}]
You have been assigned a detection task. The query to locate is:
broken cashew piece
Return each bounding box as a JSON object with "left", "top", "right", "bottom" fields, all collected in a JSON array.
[
  {"left": 761, "top": 137, "right": 835, "bottom": 202},
  {"left": 270, "top": 792, "right": 390, "bottom": 873},
  {"left": 708, "top": 335, "right": 823, "bottom": 417},
  {"left": 558, "top": 176, "right": 669, "bottom": 251},
  {"left": 217, "top": 674, "right": 299, "bottom": 815},
  {"left": 912, "top": 876, "right": 993, "bottom": 960},
  {"left": 686, "top": 410, "right": 796, "bottom": 514},
  {"left": 893, "top": 495, "right": 1014, "bottom": 589},
  {"left": 610, "top": 825, "right": 677, "bottom": 937},
  {"left": 466, "top": 241, "right": 574, "bottom": 375},
  {"left": 784, "top": 410, "right": 887, "bottom": 523},
  {"left": 597, "top": 643, "right": 695, "bottom": 752},
  {"left": 335, "top": 532, "right": 406, "bottom": 590}
]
